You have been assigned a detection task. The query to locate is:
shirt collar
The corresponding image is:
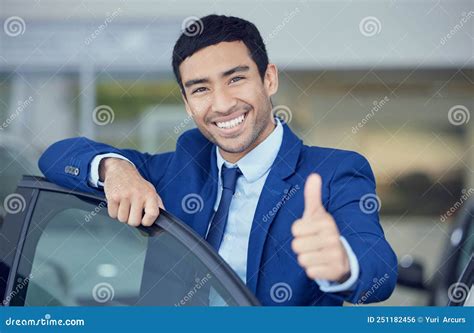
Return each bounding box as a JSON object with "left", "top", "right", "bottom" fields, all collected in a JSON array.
[{"left": 216, "top": 118, "right": 284, "bottom": 183}]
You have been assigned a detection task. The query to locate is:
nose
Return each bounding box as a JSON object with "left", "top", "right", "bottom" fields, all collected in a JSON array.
[{"left": 211, "top": 86, "right": 237, "bottom": 114}]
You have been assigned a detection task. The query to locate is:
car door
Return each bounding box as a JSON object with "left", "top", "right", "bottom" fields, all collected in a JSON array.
[{"left": 0, "top": 176, "right": 259, "bottom": 306}]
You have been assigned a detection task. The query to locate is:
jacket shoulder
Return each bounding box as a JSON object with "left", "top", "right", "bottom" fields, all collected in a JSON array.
[{"left": 301, "top": 144, "right": 370, "bottom": 167}]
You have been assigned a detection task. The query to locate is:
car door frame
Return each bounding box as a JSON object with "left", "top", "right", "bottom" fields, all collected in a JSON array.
[{"left": 0, "top": 175, "right": 260, "bottom": 306}]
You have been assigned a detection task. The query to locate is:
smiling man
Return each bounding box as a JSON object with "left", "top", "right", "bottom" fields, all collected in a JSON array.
[{"left": 39, "top": 14, "right": 398, "bottom": 306}]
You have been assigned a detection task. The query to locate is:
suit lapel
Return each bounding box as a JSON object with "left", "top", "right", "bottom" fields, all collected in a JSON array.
[
  {"left": 193, "top": 146, "right": 218, "bottom": 238},
  {"left": 246, "top": 124, "right": 303, "bottom": 294}
]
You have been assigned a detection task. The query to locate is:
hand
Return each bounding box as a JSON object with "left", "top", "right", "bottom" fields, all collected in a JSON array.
[
  {"left": 291, "top": 173, "right": 350, "bottom": 282},
  {"left": 100, "top": 158, "right": 165, "bottom": 227}
]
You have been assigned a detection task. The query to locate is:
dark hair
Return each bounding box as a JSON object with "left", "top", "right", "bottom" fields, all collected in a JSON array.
[{"left": 172, "top": 14, "right": 269, "bottom": 94}]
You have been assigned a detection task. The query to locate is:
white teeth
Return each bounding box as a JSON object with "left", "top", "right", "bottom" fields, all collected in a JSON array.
[{"left": 216, "top": 114, "right": 245, "bottom": 129}]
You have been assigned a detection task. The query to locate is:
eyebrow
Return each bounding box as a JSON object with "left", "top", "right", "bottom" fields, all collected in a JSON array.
[{"left": 183, "top": 65, "right": 250, "bottom": 88}]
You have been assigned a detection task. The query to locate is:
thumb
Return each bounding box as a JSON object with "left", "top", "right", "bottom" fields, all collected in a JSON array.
[{"left": 303, "top": 173, "right": 325, "bottom": 218}]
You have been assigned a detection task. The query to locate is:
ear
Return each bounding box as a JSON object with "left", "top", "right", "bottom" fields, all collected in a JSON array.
[{"left": 263, "top": 63, "right": 279, "bottom": 97}]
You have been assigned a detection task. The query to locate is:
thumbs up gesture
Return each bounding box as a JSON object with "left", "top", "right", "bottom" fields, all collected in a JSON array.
[{"left": 291, "top": 174, "right": 350, "bottom": 282}]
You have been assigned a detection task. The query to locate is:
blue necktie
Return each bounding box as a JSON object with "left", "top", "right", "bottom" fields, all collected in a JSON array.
[{"left": 206, "top": 165, "right": 242, "bottom": 251}]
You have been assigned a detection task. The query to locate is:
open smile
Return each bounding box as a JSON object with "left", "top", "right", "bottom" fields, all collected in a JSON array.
[{"left": 213, "top": 111, "right": 249, "bottom": 136}]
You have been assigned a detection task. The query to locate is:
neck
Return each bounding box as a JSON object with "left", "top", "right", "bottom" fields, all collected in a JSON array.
[{"left": 219, "top": 120, "right": 276, "bottom": 164}]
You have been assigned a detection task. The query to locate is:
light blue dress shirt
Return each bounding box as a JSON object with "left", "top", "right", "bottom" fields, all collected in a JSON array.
[{"left": 89, "top": 119, "right": 359, "bottom": 293}]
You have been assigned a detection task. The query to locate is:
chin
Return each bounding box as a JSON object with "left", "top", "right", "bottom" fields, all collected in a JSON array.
[{"left": 216, "top": 140, "right": 251, "bottom": 154}]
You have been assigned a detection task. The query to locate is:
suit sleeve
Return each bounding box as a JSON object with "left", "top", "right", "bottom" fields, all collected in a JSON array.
[
  {"left": 38, "top": 137, "right": 174, "bottom": 196},
  {"left": 326, "top": 151, "right": 398, "bottom": 304}
]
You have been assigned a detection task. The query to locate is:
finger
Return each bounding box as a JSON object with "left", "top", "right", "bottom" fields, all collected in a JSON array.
[
  {"left": 117, "top": 199, "right": 131, "bottom": 223},
  {"left": 291, "top": 216, "right": 330, "bottom": 237},
  {"left": 128, "top": 200, "right": 143, "bottom": 227},
  {"left": 305, "top": 264, "right": 335, "bottom": 280},
  {"left": 291, "top": 233, "right": 333, "bottom": 254},
  {"left": 142, "top": 198, "right": 160, "bottom": 227},
  {"left": 107, "top": 199, "right": 119, "bottom": 219},
  {"left": 297, "top": 249, "right": 339, "bottom": 267},
  {"left": 157, "top": 195, "right": 165, "bottom": 210},
  {"left": 303, "top": 173, "right": 325, "bottom": 219}
]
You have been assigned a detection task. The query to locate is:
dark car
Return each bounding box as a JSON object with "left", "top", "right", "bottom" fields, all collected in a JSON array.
[
  {"left": 0, "top": 176, "right": 259, "bottom": 306},
  {"left": 397, "top": 198, "right": 473, "bottom": 306}
]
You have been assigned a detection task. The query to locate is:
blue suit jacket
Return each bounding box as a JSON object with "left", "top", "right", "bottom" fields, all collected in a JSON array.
[{"left": 38, "top": 123, "right": 398, "bottom": 306}]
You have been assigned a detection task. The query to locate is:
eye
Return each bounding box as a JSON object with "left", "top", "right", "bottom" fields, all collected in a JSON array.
[
  {"left": 230, "top": 76, "right": 245, "bottom": 84},
  {"left": 192, "top": 87, "right": 208, "bottom": 95}
]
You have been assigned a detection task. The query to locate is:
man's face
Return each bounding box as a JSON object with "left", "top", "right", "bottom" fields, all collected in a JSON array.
[{"left": 179, "top": 41, "right": 278, "bottom": 161}]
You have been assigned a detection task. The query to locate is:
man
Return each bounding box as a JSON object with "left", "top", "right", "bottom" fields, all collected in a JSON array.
[{"left": 39, "top": 14, "right": 397, "bottom": 306}]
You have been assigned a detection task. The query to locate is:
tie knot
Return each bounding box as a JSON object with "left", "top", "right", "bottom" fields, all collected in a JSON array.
[{"left": 221, "top": 165, "right": 242, "bottom": 193}]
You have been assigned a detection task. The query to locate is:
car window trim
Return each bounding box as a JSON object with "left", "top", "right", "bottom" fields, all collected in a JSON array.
[
  {"left": 3, "top": 188, "right": 39, "bottom": 306},
  {"left": 8, "top": 176, "right": 260, "bottom": 306}
]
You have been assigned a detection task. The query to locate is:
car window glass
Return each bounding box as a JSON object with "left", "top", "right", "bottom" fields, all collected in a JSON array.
[{"left": 10, "top": 191, "right": 242, "bottom": 306}]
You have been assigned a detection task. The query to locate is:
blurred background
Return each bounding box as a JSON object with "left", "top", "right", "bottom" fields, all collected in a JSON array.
[{"left": 0, "top": 0, "right": 473, "bottom": 305}]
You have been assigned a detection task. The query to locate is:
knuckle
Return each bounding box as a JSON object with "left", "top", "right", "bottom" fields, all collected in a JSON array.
[
  {"left": 110, "top": 193, "right": 121, "bottom": 202},
  {"left": 291, "top": 239, "right": 300, "bottom": 253},
  {"left": 297, "top": 254, "right": 308, "bottom": 267},
  {"left": 108, "top": 209, "right": 117, "bottom": 219}
]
